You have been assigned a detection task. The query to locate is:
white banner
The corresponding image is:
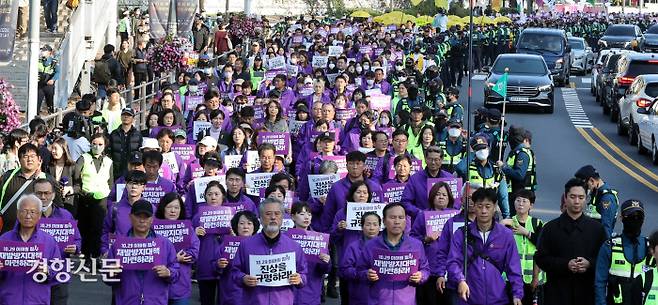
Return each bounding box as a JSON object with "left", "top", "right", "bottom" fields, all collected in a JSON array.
[
  {"left": 308, "top": 174, "right": 341, "bottom": 199},
  {"left": 345, "top": 202, "right": 386, "bottom": 231},
  {"left": 224, "top": 155, "right": 242, "bottom": 169},
  {"left": 249, "top": 252, "right": 296, "bottom": 287},
  {"left": 194, "top": 175, "right": 227, "bottom": 203},
  {"left": 245, "top": 172, "right": 276, "bottom": 196}
]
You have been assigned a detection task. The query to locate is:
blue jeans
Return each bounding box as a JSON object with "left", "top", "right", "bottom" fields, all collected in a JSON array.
[
  {"left": 169, "top": 298, "right": 189, "bottom": 305},
  {"left": 44, "top": 0, "right": 58, "bottom": 31},
  {"left": 97, "top": 83, "right": 107, "bottom": 99}
]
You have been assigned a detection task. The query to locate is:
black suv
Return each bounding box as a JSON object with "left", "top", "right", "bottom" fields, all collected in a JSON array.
[
  {"left": 598, "top": 24, "right": 644, "bottom": 50},
  {"left": 606, "top": 53, "right": 658, "bottom": 122}
]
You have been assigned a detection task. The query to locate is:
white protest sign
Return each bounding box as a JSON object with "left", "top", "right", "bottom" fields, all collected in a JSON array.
[
  {"left": 162, "top": 152, "right": 179, "bottom": 174},
  {"left": 328, "top": 46, "right": 344, "bottom": 57},
  {"left": 224, "top": 155, "right": 242, "bottom": 169},
  {"left": 345, "top": 202, "right": 387, "bottom": 231},
  {"left": 116, "top": 183, "right": 126, "bottom": 202},
  {"left": 246, "top": 150, "right": 261, "bottom": 173},
  {"left": 194, "top": 175, "right": 227, "bottom": 203},
  {"left": 268, "top": 56, "right": 286, "bottom": 70},
  {"left": 249, "top": 252, "right": 297, "bottom": 287},
  {"left": 308, "top": 174, "right": 341, "bottom": 199},
  {"left": 312, "top": 56, "right": 328, "bottom": 69},
  {"left": 245, "top": 172, "right": 276, "bottom": 196}
]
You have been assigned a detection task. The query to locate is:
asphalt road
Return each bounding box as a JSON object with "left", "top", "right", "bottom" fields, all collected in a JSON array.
[{"left": 65, "top": 71, "right": 658, "bottom": 305}]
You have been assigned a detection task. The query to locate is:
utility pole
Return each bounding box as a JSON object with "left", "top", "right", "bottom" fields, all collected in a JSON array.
[{"left": 27, "top": 0, "right": 40, "bottom": 122}]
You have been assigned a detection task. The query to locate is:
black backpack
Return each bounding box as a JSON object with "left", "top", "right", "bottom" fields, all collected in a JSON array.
[{"left": 93, "top": 58, "right": 112, "bottom": 85}]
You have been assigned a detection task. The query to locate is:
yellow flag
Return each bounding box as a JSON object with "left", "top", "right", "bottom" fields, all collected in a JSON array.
[
  {"left": 411, "top": 0, "right": 423, "bottom": 6},
  {"left": 434, "top": 0, "right": 448, "bottom": 9}
]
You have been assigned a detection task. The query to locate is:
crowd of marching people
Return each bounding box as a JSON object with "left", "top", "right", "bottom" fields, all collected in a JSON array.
[{"left": 1, "top": 7, "right": 658, "bottom": 305}]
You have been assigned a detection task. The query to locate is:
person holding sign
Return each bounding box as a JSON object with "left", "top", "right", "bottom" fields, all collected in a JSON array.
[
  {"left": 101, "top": 170, "right": 147, "bottom": 256},
  {"left": 320, "top": 151, "right": 382, "bottom": 233},
  {"left": 106, "top": 200, "right": 180, "bottom": 305},
  {"left": 184, "top": 152, "right": 224, "bottom": 217},
  {"left": 155, "top": 193, "right": 200, "bottom": 305},
  {"left": 0, "top": 195, "right": 61, "bottom": 305},
  {"left": 435, "top": 182, "right": 479, "bottom": 304},
  {"left": 447, "top": 188, "right": 524, "bottom": 305},
  {"left": 410, "top": 182, "right": 457, "bottom": 305},
  {"left": 290, "top": 202, "right": 331, "bottom": 305},
  {"left": 250, "top": 143, "right": 279, "bottom": 174},
  {"left": 297, "top": 133, "right": 336, "bottom": 202},
  {"left": 304, "top": 79, "right": 332, "bottom": 108},
  {"left": 263, "top": 100, "right": 289, "bottom": 133},
  {"left": 181, "top": 136, "right": 218, "bottom": 192},
  {"left": 221, "top": 126, "right": 250, "bottom": 163},
  {"left": 216, "top": 211, "right": 260, "bottom": 305},
  {"left": 107, "top": 151, "right": 144, "bottom": 209},
  {"left": 142, "top": 150, "right": 178, "bottom": 205},
  {"left": 193, "top": 181, "right": 230, "bottom": 305},
  {"left": 340, "top": 212, "right": 382, "bottom": 305},
  {"left": 231, "top": 198, "right": 308, "bottom": 305},
  {"left": 363, "top": 202, "right": 430, "bottom": 305},
  {"left": 365, "top": 131, "right": 393, "bottom": 184},
  {"left": 263, "top": 75, "right": 296, "bottom": 112},
  {"left": 400, "top": 146, "right": 454, "bottom": 220},
  {"left": 35, "top": 178, "right": 81, "bottom": 305}
]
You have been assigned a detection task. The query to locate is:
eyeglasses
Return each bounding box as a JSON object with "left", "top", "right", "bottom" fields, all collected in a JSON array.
[
  {"left": 19, "top": 210, "right": 39, "bottom": 216},
  {"left": 21, "top": 154, "right": 39, "bottom": 160}
]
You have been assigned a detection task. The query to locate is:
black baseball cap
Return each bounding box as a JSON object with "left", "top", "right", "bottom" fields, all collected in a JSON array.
[
  {"left": 121, "top": 108, "right": 135, "bottom": 116},
  {"left": 488, "top": 109, "right": 501, "bottom": 121},
  {"left": 128, "top": 151, "right": 143, "bottom": 165},
  {"left": 574, "top": 165, "right": 599, "bottom": 181},
  {"left": 130, "top": 199, "right": 153, "bottom": 216},
  {"left": 448, "top": 118, "right": 462, "bottom": 128}
]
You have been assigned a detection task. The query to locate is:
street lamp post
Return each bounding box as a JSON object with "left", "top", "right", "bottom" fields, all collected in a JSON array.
[{"left": 26, "top": 0, "right": 41, "bottom": 122}]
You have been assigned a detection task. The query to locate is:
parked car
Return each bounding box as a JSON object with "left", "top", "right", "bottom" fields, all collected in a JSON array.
[
  {"left": 606, "top": 53, "right": 658, "bottom": 122},
  {"left": 598, "top": 24, "right": 644, "bottom": 50},
  {"left": 516, "top": 28, "right": 571, "bottom": 87},
  {"left": 636, "top": 100, "right": 658, "bottom": 164},
  {"left": 641, "top": 24, "right": 658, "bottom": 52},
  {"left": 484, "top": 54, "right": 554, "bottom": 113},
  {"left": 617, "top": 75, "right": 658, "bottom": 146},
  {"left": 592, "top": 49, "right": 614, "bottom": 95},
  {"left": 598, "top": 52, "right": 626, "bottom": 108},
  {"left": 569, "top": 37, "right": 594, "bottom": 75}
]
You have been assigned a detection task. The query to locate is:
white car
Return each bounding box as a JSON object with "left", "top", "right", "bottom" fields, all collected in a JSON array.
[
  {"left": 617, "top": 74, "right": 658, "bottom": 145},
  {"left": 636, "top": 100, "right": 658, "bottom": 164},
  {"left": 569, "top": 37, "right": 594, "bottom": 75},
  {"left": 591, "top": 49, "right": 614, "bottom": 95}
]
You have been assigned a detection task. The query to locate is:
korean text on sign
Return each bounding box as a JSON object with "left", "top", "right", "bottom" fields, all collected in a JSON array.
[{"left": 249, "top": 252, "right": 297, "bottom": 287}]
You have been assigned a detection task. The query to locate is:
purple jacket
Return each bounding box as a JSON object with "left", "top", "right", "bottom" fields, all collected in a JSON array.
[
  {"left": 447, "top": 222, "right": 524, "bottom": 305},
  {"left": 319, "top": 177, "right": 382, "bottom": 233},
  {"left": 435, "top": 213, "right": 469, "bottom": 289},
  {"left": 339, "top": 238, "right": 372, "bottom": 305},
  {"left": 108, "top": 231, "right": 180, "bottom": 305},
  {"left": 363, "top": 233, "right": 430, "bottom": 305},
  {"left": 169, "top": 228, "right": 200, "bottom": 300},
  {"left": 181, "top": 159, "right": 204, "bottom": 193},
  {"left": 400, "top": 169, "right": 454, "bottom": 220},
  {"left": 101, "top": 198, "right": 157, "bottom": 255},
  {"left": 0, "top": 228, "right": 61, "bottom": 305},
  {"left": 224, "top": 192, "right": 259, "bottom": 216},
  {"left": 304, "top": 92, "right": 333, "bottom": 109},
  {"left": 216, "top": 238, "right": 245, "bottom": 305},
  {"left": 231, "top": 233, "right": 308, "bottom": 305},
  {"left": 361, "top": 80, "right": 392, "bottom": 95},
  {"left": 192, "top": 203, "right": 228, "bottom": 280},
  {"left": 41, "top": 206, "right": 82, "bottom": 257},
  {"left": 294, "top": 247, "right": 331, "bottom": 305},
  {"left": 410, "top": 210, "right": 441, "bottom": 276},
  {"left": 109, "top": 176, "right": 177, "bottom": 207}
]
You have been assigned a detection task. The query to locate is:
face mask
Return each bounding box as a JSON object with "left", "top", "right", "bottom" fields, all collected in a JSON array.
[
  {"left": 366, "top": 79, "right": 375, "bottom": 86},
  {"left": 395, "top": 65, "right": 403, "bottom": 71},
  {"left": 41, "top": 201, "right": 53, "bottom": 213},
  {"left": 41, "top": 52, "right": 49, "bottom": 58},
  {"left": 189, "top": 85, "right": 198, "bottom": 93},
  {"left": 475, "top": 149, "right": 489, "bottom": 161},
  {"left": 328, "top": 63, "right": 336, "bottom": 69},
  {"left": 363, "top": 64, "right": 370, "bottom": 70},
  {"left": 356, "top": 66, "right": 363, "bottom": 73},
  {"left": 622, "top": 216, "right": 643, "bottom": 237},
  {"left": 380, "top": 117, "right": 390, "bottom": 126},
  {"left": 91, "top": 144, "right": 104, "bottom": 156},
  {"left": 398, "top": 76, "right": 407, "bottom": 82},
  {"left": 448, "top": 128, "right": 461, "bottom": 138}
]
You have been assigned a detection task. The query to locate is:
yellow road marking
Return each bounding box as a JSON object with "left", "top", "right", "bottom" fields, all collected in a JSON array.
[
  {"left": 576, "top": 128, "right": 658, "bottom": 192},
  {"left": 590, "top": 128, "right": 658, "bottom": 183}
]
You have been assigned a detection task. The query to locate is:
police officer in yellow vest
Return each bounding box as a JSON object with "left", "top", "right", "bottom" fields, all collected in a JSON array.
[
  {"left": 496, "top": 126, "right": 537, "bottom": 217},
  {"left": 439, "top": 119, "right": 467, "bottom": 174},
  {"left": 575, "top": 165, "right": 619, "bottom": 238},
  {"left": 455, "top": 136, "right": 510, "bottom": 218},
  {"left": 38, "top": 44, "right": 59, "bottom": 114},
  {"left": 594, "top": 200, "right": 654, "bottom": 305},
  {"left": 73, "top": 133, "right": 113, "bottom": 260},
  {"left": 639, "top": 231, "right": 658, "bottom": 305},
  {"left": 444, "top": 87, "right": 464, "bottom": 123},
  {"left": 501, "top": 190, "right": 545, "bottom": 305}
]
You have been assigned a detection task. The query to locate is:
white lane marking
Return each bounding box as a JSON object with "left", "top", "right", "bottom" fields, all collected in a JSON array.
[
  {"left": 471, "top": 74, "right": 487, "bottom": 81},
  {"left": 562, "top": 88, "right": 593, "bottom": 129},
  {"left": 532, "top": 208, "right": 562, "bottom": 215},
  {"left": 581, "top": 78, "right": 592, "bottom": 84}
]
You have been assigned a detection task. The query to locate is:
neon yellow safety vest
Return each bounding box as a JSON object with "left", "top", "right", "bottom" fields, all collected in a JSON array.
[
  {"left": 445, "top": 103, "right": 463, "bottom": 120},
  {"left": 505, "top": 146, "right": 537, "bottom": 193},
  {"left": 80, "top": 153, "right": 112, "bottom": 200},
  {"left": 38, "top": 61, "right": 55, "bottom": 75},
  {"left": 405, "top": 122, "right": 434, "bottom": 152},
  {"left": 641, "top": 268, "right": 658, "bottom": 305},
  {"left": 250, "top": 68, "right": 264, "bottom": 90},
  {"left": 468, "top": 162, "right": 504, "bottom": 189},
  {"left": 608, "top": 236, "right": 651, "bottom": 304},
  {"left": 439, "top": 140, "right": 467, "bottom": 171},
  {"left": 586, "top": 188, "right": 619, "bottom": 220},
  {"left": 511, "top": 215, "right": 545, "bottom": 285}
]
